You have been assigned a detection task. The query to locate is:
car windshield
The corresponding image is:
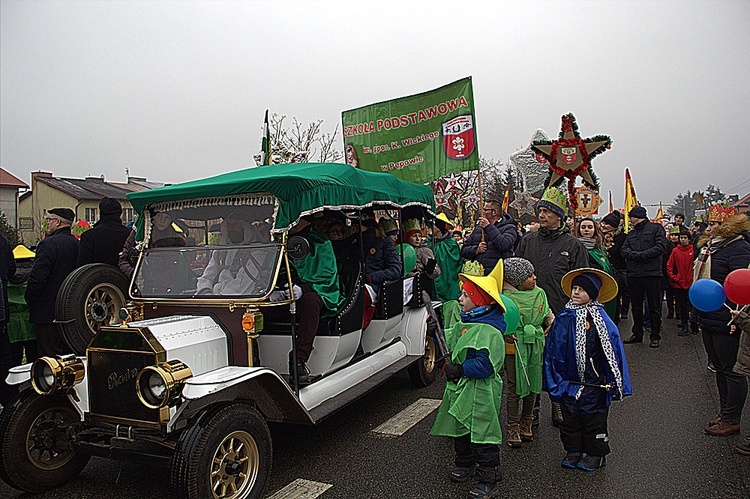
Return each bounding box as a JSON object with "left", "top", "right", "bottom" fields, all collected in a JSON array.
[
  {"left": 132, "top": 244, "right": 282, "bottom": 299},
  {"left": 131, "top": 195, "right": 282, "bottom": 299}
]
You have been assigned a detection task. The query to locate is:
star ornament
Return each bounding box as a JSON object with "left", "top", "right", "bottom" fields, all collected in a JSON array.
[
  {"left": 510, "top": 191, "right": 538, "bottom": 218},
  {"left": 531, "top": 114, "right": 612, "bottom": 189}
]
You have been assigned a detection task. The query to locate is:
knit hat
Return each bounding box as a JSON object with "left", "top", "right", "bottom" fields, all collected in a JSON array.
[
  {"left": 601, "top": 211, "right": 622, "bottom": 228},
  {"left": 99, "top": 197, "right": 122, "bottom": 217},
  {"left": 461, "top": 279, "right": 494, "bottom": 307},
  {"left": 48, "top": 207, "right": 75, "bottom": 222},
  {"left": 537, "top": 187, "right": 568, "bottom": 220},
  {"left": 503, "top": 257, "right": 535, "bottom": 288},
  {"left": 628, "top": 206, "right": 648, "bottom": 219},
  {"left": 571, "top": 273, "right": 602, "bottom": 301},
  {"left": 403, "top": 218, "right": 422, "bottom": 241}
]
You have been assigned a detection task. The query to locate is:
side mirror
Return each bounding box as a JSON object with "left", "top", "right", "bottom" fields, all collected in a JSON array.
[{"left": 287, "top": 236, "right": 310, "bottom": 260}]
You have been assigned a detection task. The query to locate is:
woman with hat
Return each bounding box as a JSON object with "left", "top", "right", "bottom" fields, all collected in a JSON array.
[
  {"left": 431, "top": 261, "right": 508, "bottom": 498},
  {"left": 543, "top": 268, "right": 631, "bottom": 471},
  {"left": 695, "top": 205, "right": 750, "bottom": 437}
]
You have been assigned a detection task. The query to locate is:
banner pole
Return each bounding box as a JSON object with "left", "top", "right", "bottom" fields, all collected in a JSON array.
[{"left": 476, "top": 167, "right": 485, "bottom": 242}]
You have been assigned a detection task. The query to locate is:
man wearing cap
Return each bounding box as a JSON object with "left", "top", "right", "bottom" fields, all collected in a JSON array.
[
  {"left": 516, "top": 187, "right": 589, "bottom": 315},
  {"left": 620, "top": 205, "right": 668, "bottom": 347},
  {"left": 25, "top": 208, "right": 80, "bottom": 356},
  {"left": 461, "top": 199, "right": 519, "bottom": 275},
  {"left": 77, "top": 197, "right": 133, "bottom": 268}
]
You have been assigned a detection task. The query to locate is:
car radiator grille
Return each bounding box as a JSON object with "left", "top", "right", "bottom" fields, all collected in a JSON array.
[{"left": 88, "top": 349, "right": 161, "bottom": 426}]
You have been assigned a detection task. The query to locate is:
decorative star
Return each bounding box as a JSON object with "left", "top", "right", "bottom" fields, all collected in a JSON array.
[
  {"left": 510, "top": 191, "right": 538, "bottom": 218},
  {"left": 531, "top": 114, "right": 611, "bottom": 188}
]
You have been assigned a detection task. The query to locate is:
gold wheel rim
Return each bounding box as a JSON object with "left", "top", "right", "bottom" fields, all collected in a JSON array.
[
  {"left": 423, "top": 337, "right": 436, "bottom": 373},
  {"left": 85, "top": 283, "right": 126, "bottom": 332},
  {"left": 210, "top": 430, "right": 259, "bottom": 499}
]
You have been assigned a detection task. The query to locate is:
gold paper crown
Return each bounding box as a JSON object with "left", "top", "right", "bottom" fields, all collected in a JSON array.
[
  {"left": 403, "top": 218, "right": 422, "bottom": 235},
  {"left": 708, "top": 205, "right": 738, "bottom": 223},
  {"left": 380, "top": 218, "right": 399, "bottom": 234},
  {"left": 539, "top": 186, "right": 568, "bottom": 212},
  {"left": 668, "top": 226, "right": 680, "bottom": 235}
]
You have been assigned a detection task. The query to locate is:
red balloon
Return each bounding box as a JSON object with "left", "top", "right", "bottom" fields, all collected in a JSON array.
[{"left": 724, "top": 268, "right": 750, "bottom": 305}]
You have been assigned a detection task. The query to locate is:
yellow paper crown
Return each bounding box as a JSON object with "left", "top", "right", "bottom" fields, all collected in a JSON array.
[
  {"left": 708, "top": 205, "right": 738, "bottom": 223},
  {"left": 539, "top": 186, "right": 568, "bottom": 212}
]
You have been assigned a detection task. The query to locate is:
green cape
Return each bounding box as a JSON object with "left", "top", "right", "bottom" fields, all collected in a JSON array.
[
  {"left": 503, "top": 286, "right": 549, "bottom": 397},
  {"left": 430, "top": 321, "right": 505, "bottom": 444},
  {"left": 7, "top": 281, "right": 35, "bottom": 343},
  {"left": 294, "top": 227, "right": 344, "bottom": 316},
  {"left": 430, "top": 236, "right": 462, "bottom": 303}
]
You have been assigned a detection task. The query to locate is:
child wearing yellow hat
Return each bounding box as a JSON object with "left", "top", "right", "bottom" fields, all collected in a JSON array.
[{"left": 430, "top": 261, "right": 507, "bottom": 498}]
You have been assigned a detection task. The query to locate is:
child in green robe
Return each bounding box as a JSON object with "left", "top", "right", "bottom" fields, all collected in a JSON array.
[
  {"left": 430, "top": 261, "right": 507, "bottom": 499},
  {"left": 501, "top": 258, "right": 553, "bottom": 448}
]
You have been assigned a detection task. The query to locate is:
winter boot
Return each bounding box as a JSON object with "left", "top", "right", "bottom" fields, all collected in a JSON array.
[
  {"left": 468, "top": 466, "right": 501, "bottom": 498},
  {"left": 678, "top": 323, "right": 689, "bottom": 336},
  {"left": 506, "top": 424, "right": 521, "bottom": 448},
  {"left": 520, "top": 415, "right": 534, "bottom": 442},
  {"left": 577, "top": 454, "right": 606, "bottom": 471},
  {"left": 449, "top": 463, "right": 477, "bottom": 483},
  {"left": 287, "top": 354, "right": 310, "bottom": 387},
  {"left": 551, "top": 402, "right": 564, "bottom": 427},
  {"left": 561, "top": 452, "right": 582, "bottom": 469}
]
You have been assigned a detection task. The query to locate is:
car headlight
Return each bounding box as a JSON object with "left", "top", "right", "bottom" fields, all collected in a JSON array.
[
  {"left": 136, "top": 360, "right": 192, "bottom": 409},
  {"left": 31, "top": 355, "right": 85, "bottom": 395}
]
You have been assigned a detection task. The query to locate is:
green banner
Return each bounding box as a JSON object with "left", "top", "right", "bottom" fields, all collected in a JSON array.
[{"left": 341, "top": 77, "right": 479, "bottom": 184}]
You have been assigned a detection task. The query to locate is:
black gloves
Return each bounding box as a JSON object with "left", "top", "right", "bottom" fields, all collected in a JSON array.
[
  {"left": 444, "top": 363, "right": 463, "bottom": 382},
  {"left": 424, "top": 258, "right": 437, "bottom": 275}
]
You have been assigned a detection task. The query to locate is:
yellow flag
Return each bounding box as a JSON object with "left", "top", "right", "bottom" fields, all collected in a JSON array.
[
  {"left": 624, "top": 168, "right": 639, "bottom": 232},
  {"left": 655, "top": 202, "right": 664, "bottom": 220}
]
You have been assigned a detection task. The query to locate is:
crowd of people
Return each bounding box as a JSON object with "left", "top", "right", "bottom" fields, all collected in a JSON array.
[{"left": 0, "top": 187, "right": 748, "bottom": 499}]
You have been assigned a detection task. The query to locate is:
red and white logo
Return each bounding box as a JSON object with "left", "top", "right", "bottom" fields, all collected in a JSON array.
[
  {"left": 561, "top": 146, "right": 577, "bottom": 165},
  {"left": 442, "top": 115, "right": 475, "bottom": 160}
]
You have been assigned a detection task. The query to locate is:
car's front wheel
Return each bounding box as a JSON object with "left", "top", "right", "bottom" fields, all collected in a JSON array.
[
  {"left": 171, "top": 403, "right": 272, "bottom": 499},
  {"left": 0, "top": 389, "right": 90, "bottom": 493},
  {"left": 408, "top": 335, "right": 439, "bottom": 387}
]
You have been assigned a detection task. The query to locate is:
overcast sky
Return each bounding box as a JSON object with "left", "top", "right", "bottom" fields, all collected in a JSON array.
[{"left": 2, "top": 0, "right": 749, "bottom": 211}]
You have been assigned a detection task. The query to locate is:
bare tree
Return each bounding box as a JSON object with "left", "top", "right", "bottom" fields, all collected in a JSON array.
[{"left": 255, "top": 114, "right": 342, "bottom": 165}]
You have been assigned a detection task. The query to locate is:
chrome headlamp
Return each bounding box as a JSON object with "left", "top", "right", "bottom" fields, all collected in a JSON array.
[
  {"left": 136, "top": 360, "right": 192, "bottom": 409},
  {"left": 31, "top": 354, "right": 85, "bottom": 395}
]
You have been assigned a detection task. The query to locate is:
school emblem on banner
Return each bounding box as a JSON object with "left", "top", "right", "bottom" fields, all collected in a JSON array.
[{"left": 442, "top": 115, "right": 475, "bottom": 160}]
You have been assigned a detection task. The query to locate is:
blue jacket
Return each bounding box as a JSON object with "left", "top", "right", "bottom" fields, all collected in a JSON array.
[{"left": 543, "top": 305, "right": 632, "bottom": 410}]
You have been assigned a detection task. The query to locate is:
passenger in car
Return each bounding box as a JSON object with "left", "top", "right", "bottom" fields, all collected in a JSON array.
[
  {"left": 403, "top": 218, "right": 440, "bottom": 280},
  {"left": 196, "top": 211, "right": 264, "bottom": 295},
  {"left": 347, "top": 210, "right": 402, "bottom": 330},
  {"left": 150, "top": 211, "right": 186, "bottom": 248},
  {"left": 282, "top": 217, "right": 345, "bottom": 386}
]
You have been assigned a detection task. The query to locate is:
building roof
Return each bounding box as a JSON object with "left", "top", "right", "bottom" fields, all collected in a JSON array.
[
  {"left": 731, "top": 192, "right": 750, "bottom": 208},
  {"left": 35, "top": 175, "right": 157, "bottom": 201},
  {"left": 0, "top": 168, "right": 29, "bottom": 188}
]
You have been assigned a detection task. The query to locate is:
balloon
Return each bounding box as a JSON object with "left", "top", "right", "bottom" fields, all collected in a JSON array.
[
  {"left": 689, "top": 279, "right": 726, "bottom": 312},
  {"left": 396, "top": 243, "right": 417, "bottom": 276},
  {"left": 724, "top": 268, "right": 750, "bottom": 305},
  {"left": 499, "top": 295, "right": 520, "bottom": 333}
]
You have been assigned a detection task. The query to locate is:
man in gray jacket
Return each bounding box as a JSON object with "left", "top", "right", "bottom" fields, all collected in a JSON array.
[{"left": 620, "top": 206, "right": 668, "bottom": 348}]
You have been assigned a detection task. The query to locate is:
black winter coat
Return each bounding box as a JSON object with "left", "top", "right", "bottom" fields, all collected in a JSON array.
[
  {"left": 77, "top": 216, "right": 132, "bottom": 268},
  {"left": 620, "top": 220, "right": 668, "bottom": 278},
  {"left": 697, "top": 214, "right": 750, "bottom": 334},
  {"left": 461, "top": 214, "right": 519, "bottom": 275},
  {"left": 0, "top": 232, "right": 16, "bottom": 323},
  {"left": 607, "top": 230, "right": 627, "bottom": 271},
  {"left": 516, "top": 227, "right": 589, "bottom": 315},
  {"left": 25, "top": 227, "right": 79, "bottom": 323}
]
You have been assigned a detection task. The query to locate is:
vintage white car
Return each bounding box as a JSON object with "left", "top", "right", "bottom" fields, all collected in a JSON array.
[{"left": 0, "top": 163, "right": 444, "bottom": 499}]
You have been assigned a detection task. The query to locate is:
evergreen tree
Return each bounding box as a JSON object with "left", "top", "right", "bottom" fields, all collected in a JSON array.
[{"left": 0, "top": 211, "right": 20, "bottom": 247}]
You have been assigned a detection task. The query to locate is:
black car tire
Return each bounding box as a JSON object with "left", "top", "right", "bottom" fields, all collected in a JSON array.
[
  {"left": 0, "top": 389, "right": 90, "bottom": 493},
  {"left": 171, "top": 403, "right": 272, "bottom": 499},
  {"left": 56, "top": 263, "right": 129, "bottom": 355}
]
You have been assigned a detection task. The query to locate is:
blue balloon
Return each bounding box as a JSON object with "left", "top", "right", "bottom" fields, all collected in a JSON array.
[{"left": 689, "top": 279, "right": 726, "bottom": 312}]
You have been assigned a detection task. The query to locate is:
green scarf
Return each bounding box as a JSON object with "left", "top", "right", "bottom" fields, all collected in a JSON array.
[
  {"left": 502, "top": 287, "right": 549, "bottom": 397},
  {"left": 430, "top": 321, "right": 505, "bottom": 444}
]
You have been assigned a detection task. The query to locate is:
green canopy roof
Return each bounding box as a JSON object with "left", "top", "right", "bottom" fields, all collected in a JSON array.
[{"left": 127, "top": 163, "right": 435, "bottom": 229}]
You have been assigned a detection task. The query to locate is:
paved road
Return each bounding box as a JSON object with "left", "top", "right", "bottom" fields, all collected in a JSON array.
[{"left": 1, "top": 314, "right": 748, "bottom": 498}]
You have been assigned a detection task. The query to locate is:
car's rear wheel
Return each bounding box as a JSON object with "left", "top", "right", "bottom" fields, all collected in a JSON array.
[
  {"left": 56, "top": 263, "right": 129, "bottom": 355},
  {"left": 0, "top": 389, "right": 90, "bottom": 493},
  {"left": 171, "top": 403, "right": 272, "bottom": 499},
  {"left": 408, "top": 336, "right": 439, "bottom": 387}
]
